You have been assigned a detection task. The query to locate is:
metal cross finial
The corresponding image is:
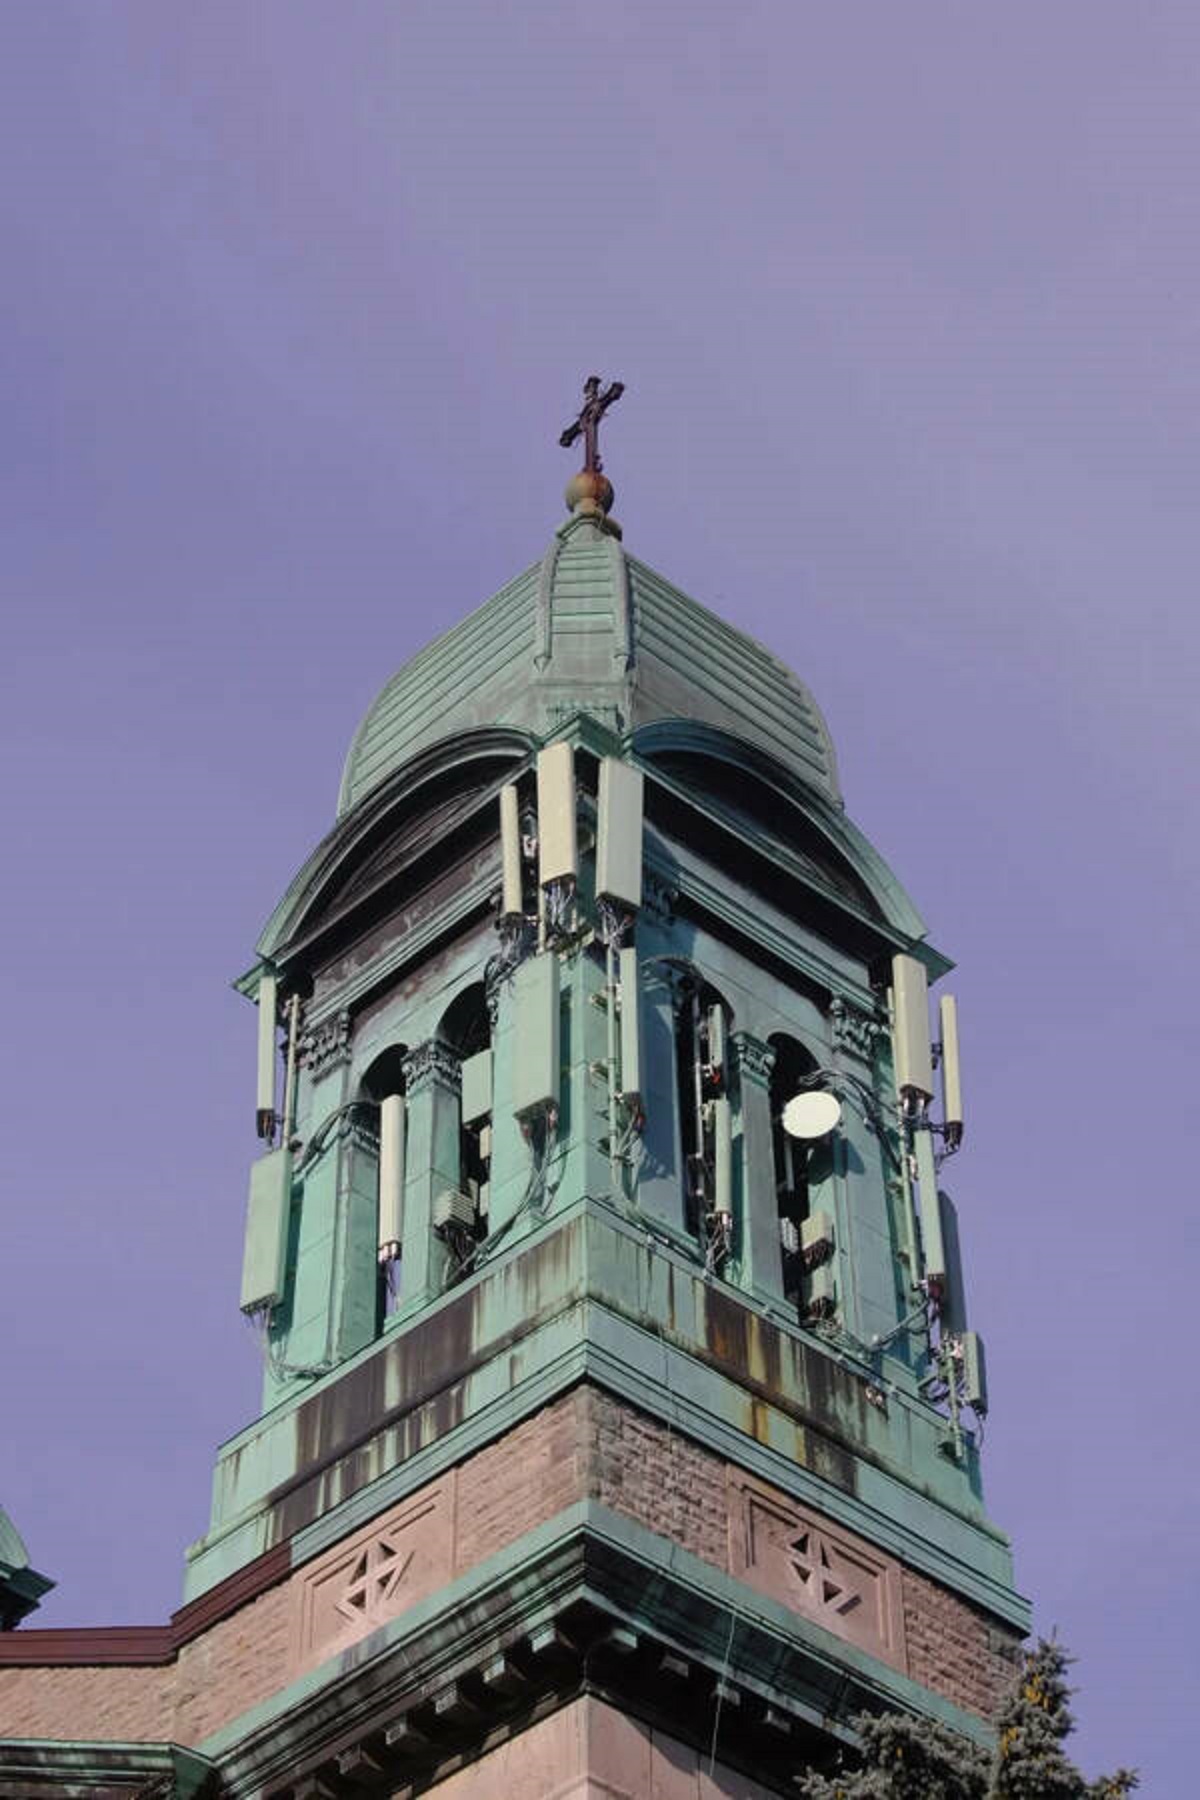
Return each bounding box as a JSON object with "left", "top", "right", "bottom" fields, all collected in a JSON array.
[{"left": 559, "top": 375, "right": 625, "bottom": 474}]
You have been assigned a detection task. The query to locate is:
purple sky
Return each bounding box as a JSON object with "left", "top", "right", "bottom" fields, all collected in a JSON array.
[{"left": 3, "top": 6, "right": 1197, "bottom": 1789}]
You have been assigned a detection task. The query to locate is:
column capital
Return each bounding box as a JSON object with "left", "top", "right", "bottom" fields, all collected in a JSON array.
[
  {"left": 730, "top": 1030, "right": 775, "bottom": 1088},
  {"left": 300, "top": 1007, "right": 353, "bottom": 1079},
  {"left": 642, "top": 873, "right": 679, "bottom": 928},
  {"left": 829, "top": 997, "right": 883, "bottom": 1065},
  {"left": 403, "top": 1038, "right": 462, "bottom": 1097}
]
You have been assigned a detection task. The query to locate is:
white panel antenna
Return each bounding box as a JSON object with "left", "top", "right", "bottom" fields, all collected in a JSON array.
[
  {"left": 596, "top": 757, "right": 644, "bottom": 911},
  {"left": 961, "top": 1330, "right": 988, "bottom": 1415},
  {"left": 938, "top": 994, "right": 963, "bottom": 1148},
  {"left": 709, "top": 1095, "right": 733, "bottom": 1218},
  {"left": 512, "top": 952, "right": 561, "bottom": 1118},
  {"left": 618, "top": 944, "right": 641, "bottom": 1106},
  {"left": 782, "top": 1090, "right": 842, "bottom": 1140},
  {"left": 255, "top": 971, "right": 278, "bottom": 1139},
  {"left": 706, "top": 1003, "right": 727, "bottom": 1084},
  {"left": 377, "top": 1093, "right": 406, "bottom": 1263},
  {"left": 240, "top": 1146, "right": 292, "bottom": 1314},
  {"left": 912, "top": 1128, "right": 946, "bottom": 1298},
  {"left": 498, "top": 783, "right": 524, "bottom": 922},
  {"left": 891, "top": 954, "right": 934, "bottom": 1103},
  {"left": 460, "top": 1049, "right": 493, "bottom": 1127},
  {"left": 536, "top": 743, "right": 578, "bottom": 887}
]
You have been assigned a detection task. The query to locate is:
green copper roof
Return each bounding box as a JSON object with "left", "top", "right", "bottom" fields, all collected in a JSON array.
[
  {"left": 0, "top": 1508, "right": 29, "bottom": 1573},
  {"left": 338, "top": 513, "right": 840, "bottom": 817},
  {"left": 0, "top": 1505, "right": 54, "bottom": 1626}
]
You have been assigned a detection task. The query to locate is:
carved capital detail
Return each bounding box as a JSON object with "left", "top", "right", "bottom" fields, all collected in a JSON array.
[
  {"left": 300, "top": 1008, "right": 353, "bottom": 1079},
  {"left": 731, "top": 1030, "right": 776, "bottom": 1087},
  {"left": 642, "top": 873, "right": 679, "bottom": 928},
  {"left": 830, "top": 997, "right": 883, "bottom": 1064},
  {"left": 403, "top": 1038, "right": 462, "bottom": 1097}
]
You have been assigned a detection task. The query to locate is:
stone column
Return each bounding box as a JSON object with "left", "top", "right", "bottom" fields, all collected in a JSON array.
[
  {"left": 729, "top": 1031, "right": 785, "bottom": 1304},
  {"left": 398, "top": 1039, "right": 462, "bottom": 1316},
  {"left": 330, "top": 1111, "right": 381, "bottom": 1360}
]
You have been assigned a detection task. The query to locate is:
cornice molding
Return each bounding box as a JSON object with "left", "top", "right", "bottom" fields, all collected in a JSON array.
[{"left": 211, "top": 1506, "right": 994, "bottom": 1800}]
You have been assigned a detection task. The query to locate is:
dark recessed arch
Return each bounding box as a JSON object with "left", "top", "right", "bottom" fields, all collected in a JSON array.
[
  {"left": 633, "top": 719, "right": 924, "bottom": 935},
  {"left": 258, "top": 727, "right": 536, "bottom": 959}
]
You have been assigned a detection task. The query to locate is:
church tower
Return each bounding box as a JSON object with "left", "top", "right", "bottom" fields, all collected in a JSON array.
[{"left": 0, "top": 387, "right": 1027, "bottom": 1797}]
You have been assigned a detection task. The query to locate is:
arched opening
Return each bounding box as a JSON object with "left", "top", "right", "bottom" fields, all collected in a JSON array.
[
  {"left": 437, "top": 981, "right": 493, "bottom": 1252},
  {"left": 634, "top": 728, "right": 878, "bottom": 919},
  {"left": 670, "top": 966, "right": 734, "bottom": 1250},
  {"left": 438, "top": 983, "right": 491, "bottom": 1059},
  {"left": 360, "top": 1045, "right": 407, "bottom": 1104}
]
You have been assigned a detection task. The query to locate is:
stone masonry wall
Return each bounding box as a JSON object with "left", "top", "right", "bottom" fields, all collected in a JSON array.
[
  {"left": 901, "top": 1564, "right": 1023, "bottom": 1722},
  {"left": 0, "top": 1662, "right": 173, "bottom": 1742},
  {"left": 582, "top": 1386, "right": 729, "bottom": 1566},
  {"left": 0, "top": 1386, "right": 1020, "bottom": 1749},
  {"left": 455, "top": 1398, "right": 588, "bottom": 1569},
  {"left": 429, "top": 1693, "right": 778, "bottom": 1799},
  {"left": 172, "top": 1580, "right": 293, "bottom": 1746}
]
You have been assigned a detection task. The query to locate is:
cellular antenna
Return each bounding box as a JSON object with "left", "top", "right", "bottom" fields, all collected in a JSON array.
[
  {"left": 891, "top": 954, "right": 934, "bottom": 1108},
  {"left": 939, "top": 994, "right": 964, "bottom": 1148}
]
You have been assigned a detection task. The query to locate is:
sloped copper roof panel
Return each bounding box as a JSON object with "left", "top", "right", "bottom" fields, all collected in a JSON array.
[{"left": 337, "top": 519, "right": 840, "bottom": 818}]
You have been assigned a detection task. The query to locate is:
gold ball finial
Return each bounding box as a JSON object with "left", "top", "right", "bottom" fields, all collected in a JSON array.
[{"left": 564, "top": 468, "right": 615, "bottom": 517}]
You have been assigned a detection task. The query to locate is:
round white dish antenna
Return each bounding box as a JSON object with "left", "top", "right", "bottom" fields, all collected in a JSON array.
[{"left": 782, "top": 1090, "right": 842, "bottom": 1140}]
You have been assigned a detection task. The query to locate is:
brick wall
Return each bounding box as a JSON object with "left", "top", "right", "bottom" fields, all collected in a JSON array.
[
  {"left": 173, "top": 1579, "right": 292, "bottom": 1745},
  {"left": 455, "top": 1395, "right": 587, "bottom": 1569},
  {"left": 449, "top": 1388, "right": 727, "bottom": 1575},
  {"left": 0, "top": 1662, "right": 172, "bottom": 1741},
  {"left": 901, "top": 1565, "right": 1023, "bottom": 1721},
  {"left": 581, "top": 1386, "right": 729, "bottom": 1566},
  {"left": 0, "top": 1385, "right": 1022, "bottom": 1751}
]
